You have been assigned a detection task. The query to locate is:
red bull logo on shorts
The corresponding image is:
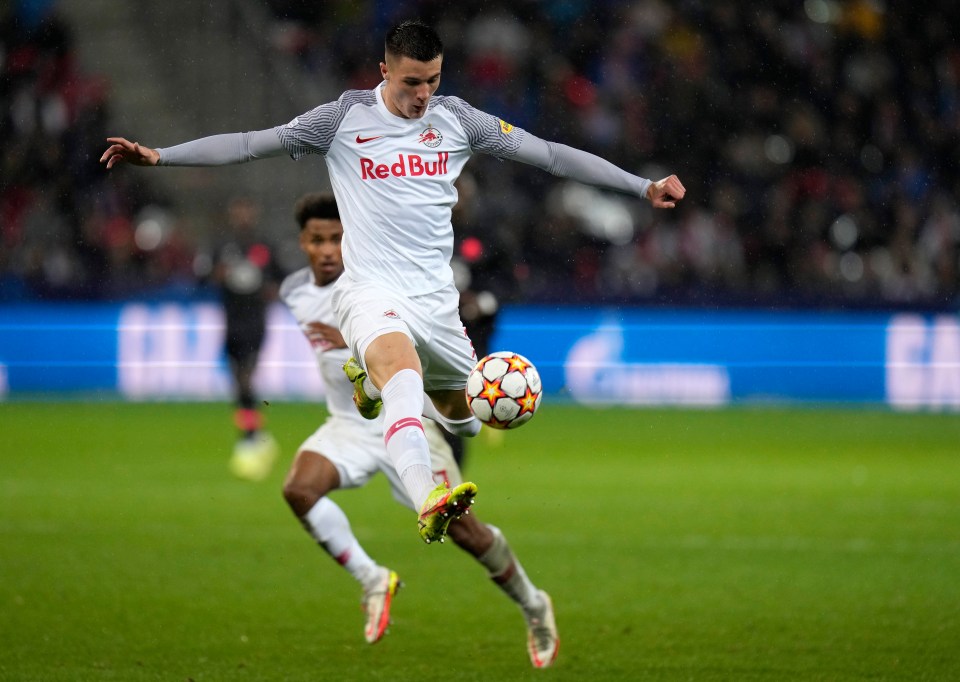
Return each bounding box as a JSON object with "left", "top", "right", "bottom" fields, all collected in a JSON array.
[{"left": 360, "top": 153, "right": 450, "bottom": 180}]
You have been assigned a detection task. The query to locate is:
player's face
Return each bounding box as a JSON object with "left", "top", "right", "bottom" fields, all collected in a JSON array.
[
  {"left": 299, "top": 218, "right": 344, "bottom": 286},
  {"left": 380, "top": 54, "right": 442, "bottom": 119}
]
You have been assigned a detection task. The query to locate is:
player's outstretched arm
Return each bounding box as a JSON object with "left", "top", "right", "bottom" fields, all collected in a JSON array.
[
  {"left": 101, "top": 130, "right": 287, "bottom": 169},
  {"left": 509, "top": 132, "right": 685, "bottom": 208},
  {"left": 100, "top": 137, "right": 159, "bottom": 169},
  {"left": 646, "top": 175, "right": 686, "bottom": 209}
]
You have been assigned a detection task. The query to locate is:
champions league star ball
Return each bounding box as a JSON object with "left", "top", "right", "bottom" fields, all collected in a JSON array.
[{"left": 466, "top": 351, "right": 542, "bottom": 429}]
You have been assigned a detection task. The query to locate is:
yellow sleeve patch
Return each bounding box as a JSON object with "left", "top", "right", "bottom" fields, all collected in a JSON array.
[{"left": 498, "top": 119, "right": 514, "bottom": 134}]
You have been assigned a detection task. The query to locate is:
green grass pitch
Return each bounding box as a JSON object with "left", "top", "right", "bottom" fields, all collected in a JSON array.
[{"left": 2, "top": 402, "right": 959, "bottom": 681}]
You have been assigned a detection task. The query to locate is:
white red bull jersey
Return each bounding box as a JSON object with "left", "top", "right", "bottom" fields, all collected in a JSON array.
[
  {"left": 275, "top": 83, "right": 524, "bottom": 296},
  {"left": 280, "top": 267, "right": 379, "bottom": 428}
]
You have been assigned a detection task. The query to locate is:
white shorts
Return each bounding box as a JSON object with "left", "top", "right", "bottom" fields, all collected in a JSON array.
[
  {"left": 296, "top": 416, "right": 462, "bottom": 510},
  {"left": 332, "top": 277, "right": 477, "bottom": 391}
]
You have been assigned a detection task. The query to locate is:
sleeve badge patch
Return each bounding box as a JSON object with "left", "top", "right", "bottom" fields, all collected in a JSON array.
[{"left": 498, "top": 119, "right": 515, "bottom": 134}]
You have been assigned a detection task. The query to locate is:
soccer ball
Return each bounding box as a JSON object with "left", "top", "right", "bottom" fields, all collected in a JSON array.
[{"left": 465, "top": 351, "right": 542, "bottom": 429}]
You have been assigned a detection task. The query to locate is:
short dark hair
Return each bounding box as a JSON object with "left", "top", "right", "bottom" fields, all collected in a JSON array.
[
  {"left": 385, "top": 20, "right": 443, "bottom": 62},
  {"left": 294, "top": 192, "right": 339, "bottom": 230}
]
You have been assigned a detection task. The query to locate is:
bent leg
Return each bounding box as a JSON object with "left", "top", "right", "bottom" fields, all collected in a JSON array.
[
  {"left": 284, "top": 446, "right": 400, "bottom": 644},
  {"left": 364, "top": 332, "right": 437, "bottom": 511},
  {"left": 424, "top": 388, "right": 482, "bottom": 437},
  {"left": 282, "top": 450, "right": 379, "bottom": 583}
]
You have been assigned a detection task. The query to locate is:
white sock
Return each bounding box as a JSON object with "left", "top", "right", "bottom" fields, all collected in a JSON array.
[
  {"left": 477, "top": 525, "right": 541, "bottom": 611},
  {"left": 362, "top": 377, "right": 381, "bottom": 399},
  {"left": 421, "top": 398, "right": 482, "bottom": 437},
  {"left": 381, "top": 369, "right": 435, "bottom": 509},
  {"left": 303, "top": 497, "right": 379, "bottom": 587}
]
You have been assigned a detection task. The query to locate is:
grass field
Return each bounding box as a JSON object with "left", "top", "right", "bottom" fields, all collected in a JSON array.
[{"left": 2, "top": 402, "right": 959, "bottom": 681}]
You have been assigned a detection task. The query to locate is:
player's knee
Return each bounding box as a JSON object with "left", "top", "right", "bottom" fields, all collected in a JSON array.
[
  {"left": 440, "top": 414, "right": 481, "bottom": 438},
  {"left": 462, "top": 417, "right": 482, "bottom": 437},
  {"left": 282, "top": 478, "right": 321, "bottom": 517}
]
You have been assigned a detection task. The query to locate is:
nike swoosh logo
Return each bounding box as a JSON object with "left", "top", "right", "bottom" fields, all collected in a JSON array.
[{"left": 356, "top": 134, "right": 383, "bottom": 144}]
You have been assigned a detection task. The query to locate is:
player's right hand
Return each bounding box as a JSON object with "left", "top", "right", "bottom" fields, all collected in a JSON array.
[
  {"left": 306, "top": 322, "right": 347, "bottom": 350},
  {"left": 100, "top": 137, "right": 160, "bottom": 169}
]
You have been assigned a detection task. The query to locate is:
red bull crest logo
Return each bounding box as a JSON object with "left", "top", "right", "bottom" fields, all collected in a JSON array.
[{"left": 418, "top": 126, "right": 443, "bottom": 148}]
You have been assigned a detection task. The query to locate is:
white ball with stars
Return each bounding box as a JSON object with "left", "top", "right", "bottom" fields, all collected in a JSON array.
[{"left": 465, "top": 351, "right": 542, "bottom": 429}]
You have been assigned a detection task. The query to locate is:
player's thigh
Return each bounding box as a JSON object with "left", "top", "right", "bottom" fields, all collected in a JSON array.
[
  {"left": 283, "top": 449, "right": 341, "bottom": 515},
  {"left": 415, "top": 286, "right": 477, "bottom": 393},
  {"left": 426, "top": 388, "right": 475, "bottom": 421},
  {"left": 285, "top": 449, "right": 341, "bottom": 495},
  {"left": 334, "top": 279, "right": 475, "bottom": 393},
  {"left": 364, "top": 331, "right": 422, "bottom": 389},
  {"left": 331, "top": 278, "right": 412, "bottom": 365},
  {"left": 296, "top": 417, "right": 384, "bottom": 490}
]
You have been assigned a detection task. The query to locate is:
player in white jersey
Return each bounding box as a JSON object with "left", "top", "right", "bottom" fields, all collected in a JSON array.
[
  {"left": 279, "top": 192, "right": 558, "bottom": 666},
  {"left": 100, "top": 20, "right": 686, "bottom": 545}
]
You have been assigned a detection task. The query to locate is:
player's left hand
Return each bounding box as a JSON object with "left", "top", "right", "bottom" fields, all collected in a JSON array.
[
  {"left": 647, "top": 175, "right": 686, "bottom": 208},
  {"left": 306, "top": 322, "right": 347, "bottom": 349}
]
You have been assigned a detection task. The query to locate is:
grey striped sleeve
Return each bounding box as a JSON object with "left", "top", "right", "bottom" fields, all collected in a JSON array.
[
  {"left": 435, "top": 96, "right": 525, "bottom": 157},
  {"left": 274, "top": 89, "right": 377, "bottom": 159},
  {"left": 437, "top": 94, "right": 652, "bottom": 198}
]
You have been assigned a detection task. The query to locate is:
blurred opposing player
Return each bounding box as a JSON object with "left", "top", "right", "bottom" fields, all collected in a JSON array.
[
  {"left": 279, "top": 192, "right": 558, "bottom": 666},
  {"left": 100, "top": 19, "right": 685, "bottom": 543},
  {"left": 208, "top": 196, "right": 283, "bottom": 481}
]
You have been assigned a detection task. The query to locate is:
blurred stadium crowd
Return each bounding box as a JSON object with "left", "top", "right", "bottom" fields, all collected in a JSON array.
[
  {"left": 0, "top": 2, "right": 196, "bottom": 301},
  {"left": 3, "top": 0, "right": 960, "bottom": 309}
]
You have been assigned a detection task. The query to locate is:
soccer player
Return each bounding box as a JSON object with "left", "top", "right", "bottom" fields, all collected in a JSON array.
[
  {"left": 207, "top": 196, "right": 283, "bottom": 481},
  {"left": 279, "top": 192, "right": 558, "bottom": 667},
  {"left": 100, "top": 19, "right": 686, "bottom": 544}
]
